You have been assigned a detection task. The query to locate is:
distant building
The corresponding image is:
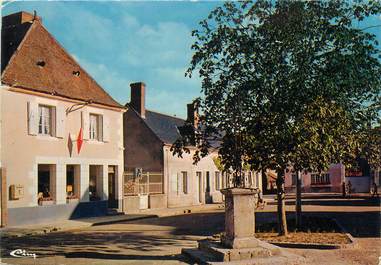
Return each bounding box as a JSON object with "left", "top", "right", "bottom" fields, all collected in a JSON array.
[
  {"left": 284, "top": 164, "right": 345, "bottom": 193},
  {"left": 284, "top": 160, "right": 373, "bottom": 194},
  {"left": 1, "top": 12, "right": 125, "bottom": 226},
  {"left": 123, "top": 82, "right": 262, "bottom": 212},
  {"left": 344, "top": 158, "right": 372, "bottom": 193}
]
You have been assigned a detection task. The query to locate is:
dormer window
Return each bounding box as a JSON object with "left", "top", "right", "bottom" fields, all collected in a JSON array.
[{"left": 73, "top": 70, "right": 80, "bottom": 76}]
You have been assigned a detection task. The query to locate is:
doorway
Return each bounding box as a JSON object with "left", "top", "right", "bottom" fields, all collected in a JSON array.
[
  {"left": 108, "top": 166, "right": 117, "bottom": 208},
  {"left": 205, "top": 171, "right": 212, "bottom": 203}
]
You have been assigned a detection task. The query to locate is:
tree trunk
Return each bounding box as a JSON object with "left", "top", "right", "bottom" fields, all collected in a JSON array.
[
  {"left": 276, "top": 171, "right": 288, "bottom": 236},
  {"left": 295, "top": 170, "right": 302, "bottom": 229}
]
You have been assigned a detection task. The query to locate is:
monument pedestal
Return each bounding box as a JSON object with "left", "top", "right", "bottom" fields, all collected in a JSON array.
[
  {"left": 220, "top": 188, "right": 259, "bottom": 249},
  {"left": 182, "top": 188, "right": 304, "bottom": 264}
]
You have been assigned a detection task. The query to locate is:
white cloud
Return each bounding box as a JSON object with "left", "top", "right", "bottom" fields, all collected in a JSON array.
[
  {"left": 4, "top": 1, "right": 202, "bottom": 117},
  {"left": 75, "top": 56, "right": 131, "bottom": 105}
]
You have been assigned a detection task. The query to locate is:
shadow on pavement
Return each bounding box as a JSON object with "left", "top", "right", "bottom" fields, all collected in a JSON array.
[
  {"left": 1, "top": 206, "right": 379, "bottom": 263},
  {"left": 1, "top": 231, "right": 196, "bottom": 261},
  {"left": 65, "top": 251, "right": 188, "bottom": 262},
  {"left": 284, "top": 198, "right": 380, "bottom": 207},
  {"left": 300, "top": 211, "right": 381, "bottom": 238}
]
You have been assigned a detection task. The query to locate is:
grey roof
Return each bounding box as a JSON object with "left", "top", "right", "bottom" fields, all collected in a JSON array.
[{"left": 144, "top": 110, "right": 185, "bottom": 144}]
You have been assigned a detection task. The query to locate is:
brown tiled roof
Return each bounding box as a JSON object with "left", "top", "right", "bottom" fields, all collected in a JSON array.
[{"left": 1, "top": 16, "right": 123, "bottom": 109}]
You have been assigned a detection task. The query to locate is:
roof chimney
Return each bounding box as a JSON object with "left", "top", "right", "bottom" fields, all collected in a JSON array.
[
  {"left": 130, "top": 82, "right": 146, "bottom": 118},
  {"left": 187, "top": 102, "right": 199, "bottom": 128},
  {"left": 2, "top": 11, "right": 41, "bottom": 28}
]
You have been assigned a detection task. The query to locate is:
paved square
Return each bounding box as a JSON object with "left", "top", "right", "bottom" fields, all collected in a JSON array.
[{"left": 1, "top": 197, "right": 380, "bottom": 265}]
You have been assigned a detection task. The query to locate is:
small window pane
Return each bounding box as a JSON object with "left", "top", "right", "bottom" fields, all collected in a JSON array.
[
  {"left": 89, "top": 114, "right": 100, "bottom": 140},
  {"left": 38, "top": 105, "right": 52, "bottom": 136}
]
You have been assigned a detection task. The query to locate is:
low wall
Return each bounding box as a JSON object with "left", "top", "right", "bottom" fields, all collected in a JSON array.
[
  {"left": 285, "top": 185, "right": 342, "bottom": 193},
  {"left": 123, "top": 196, "right": 140, "bottom": 213},
  {"left": 346, "top": 177, "right": 370, "bottom": 193},
  {"left": 8, "top": 200, "right": 108, "bottom": 226},
  {"left": 211, "top": 191, "right": 223, "bottom": 203},
  {"left": 149, "top": 194, "right": 167, "bottom": 209}
]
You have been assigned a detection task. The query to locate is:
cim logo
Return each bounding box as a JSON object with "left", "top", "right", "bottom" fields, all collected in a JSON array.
[{"left": 10, "top": 249, "right": 37, "bottom": 259}]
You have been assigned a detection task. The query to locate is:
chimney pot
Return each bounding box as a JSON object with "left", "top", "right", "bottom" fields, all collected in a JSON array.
[{"left": 130, "top": 82, "right": 146, "bottom": 118}]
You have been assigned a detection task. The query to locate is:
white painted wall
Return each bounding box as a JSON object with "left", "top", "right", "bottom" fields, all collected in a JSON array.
[
  {"left": 163, "top": 146, "right": 262, "bottom": 207},
  {"left": 1, "top": 87, "right": 125, "bottom": 210},
  {"left": 164, "top": 145, "right": 222, "bottom": 207}
]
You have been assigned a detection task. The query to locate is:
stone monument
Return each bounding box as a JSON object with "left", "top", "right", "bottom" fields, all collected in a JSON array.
[
  {"left": 182, "top": 187, "right": 304, "bottom": 264},
  {"left": 220, "top": 188, "right": 260, "bottom": 249}
]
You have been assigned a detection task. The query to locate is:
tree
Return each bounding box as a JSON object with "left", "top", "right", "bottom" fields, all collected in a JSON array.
[
  {"left": 359, "top": 125, "right": 381, "bottom": 175},
  {"left": 290, "top": 97, "right": 360, "bottom": 227},
  {"left": 173, "top": 0, "right": 381, "bottom": 236}
]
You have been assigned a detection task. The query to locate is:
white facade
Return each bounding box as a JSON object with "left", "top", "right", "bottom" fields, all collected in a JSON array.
[
  {"left": 164, "top": 146, "right": 262, "bottom": 208},
  {"left": 1, "top": 87, "right": 125, "bottom": 225}
]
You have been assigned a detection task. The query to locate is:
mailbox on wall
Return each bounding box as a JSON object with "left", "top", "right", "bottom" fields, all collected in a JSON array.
[{"left": 9, "top": 184, "right": 24, "bottom": 200}]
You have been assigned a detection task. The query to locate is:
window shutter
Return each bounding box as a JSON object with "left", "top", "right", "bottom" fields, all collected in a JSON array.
[
  {"left": 50, "top": 107, "right": 56, "bottom": 137},
  {"left": 27, "top": 101, "right": 38, "bottom": 135},
  {"left": 55, "top": 105, "right": 65, "bottom": 138},
  {"left": 102, "top": 115, "right": 110, "bottom": 142},
  {"left": 98, "top": 115, "right": 103, "bottom": 141},
  {"left": 81, "top": 110, "right": 89, "bottom": 140}
]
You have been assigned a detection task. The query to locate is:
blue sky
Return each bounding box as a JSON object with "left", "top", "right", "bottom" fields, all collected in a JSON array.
[
  {"left": 2, "top": 1, "right": 221, "bottom": 118},
  {"left": 2, "top": 1, "right": 381, "bottom": 118}
]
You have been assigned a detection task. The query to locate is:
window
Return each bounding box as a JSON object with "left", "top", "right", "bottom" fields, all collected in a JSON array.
[
  {"left": 37, "top": 164, "right": 56, "bottom": 205},
  {"left": 38, "top": 105, "right": 53, "bottom": 135},
  {"left": 182, "top": 171, "right": 188, "bottom": 194},
  {"left": 215, "top": 172, "right": 220, "bottom": 190},
  {"left": 89, "top": 114, "right": 102, "bottom": 141},
  {"left": 311, "top": 173, "right": 330, "bottom": 185},
  {"left": 66, "top": 165, "right": 80, "bottom": 199},
  {"left": 89, "top": 165, "right": 103, "bottom": 201},
  {"left": 291, "top": 173, "right": 297, "bottom": 186},
  {"left": 205, "top": 171, "right": 210, "bottom": 192}
]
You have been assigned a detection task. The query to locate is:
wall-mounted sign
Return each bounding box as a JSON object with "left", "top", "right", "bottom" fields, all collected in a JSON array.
[{"left": 345, "top": 170, "right": 363, "bottom": 177}]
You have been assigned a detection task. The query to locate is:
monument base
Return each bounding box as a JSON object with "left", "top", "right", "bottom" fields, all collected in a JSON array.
[
  {"left": 181, "top": 239, "right": 304, "bottom": 265},
  {"left": 221, "top": 234, "right": 262, "bottom": 249},
  {"left": 182, "top": 238, "right": 305, "bottom": 264}
]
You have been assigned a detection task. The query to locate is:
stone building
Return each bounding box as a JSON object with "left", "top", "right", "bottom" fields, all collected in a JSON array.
[{"left": 0, "top": 12, "right": 125, "bottom": 226}]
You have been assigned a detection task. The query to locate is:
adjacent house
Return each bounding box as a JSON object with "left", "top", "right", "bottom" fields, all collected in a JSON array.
[
  {"left": 123, "top": 82, "right": 262, "bottom": 212},
  {"left": 284, "top": 164, "right": 345, "bottom": 193},
  {"left": 1, "top": 12, "right": 125, "bottom": 226}
]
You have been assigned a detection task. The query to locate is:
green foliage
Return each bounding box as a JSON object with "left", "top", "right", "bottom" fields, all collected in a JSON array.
[
  {"left": 360, "top": 126, "right": 381, "bottom": 169},
  {"left": 213, "top": 156, "right": 225, "bottom": 171},
  {"left": 173, "top": 0, "right": 381, "bottom": 183},
  {"left": 291, "top": 96, "right": 359, "bottom": 172}
]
